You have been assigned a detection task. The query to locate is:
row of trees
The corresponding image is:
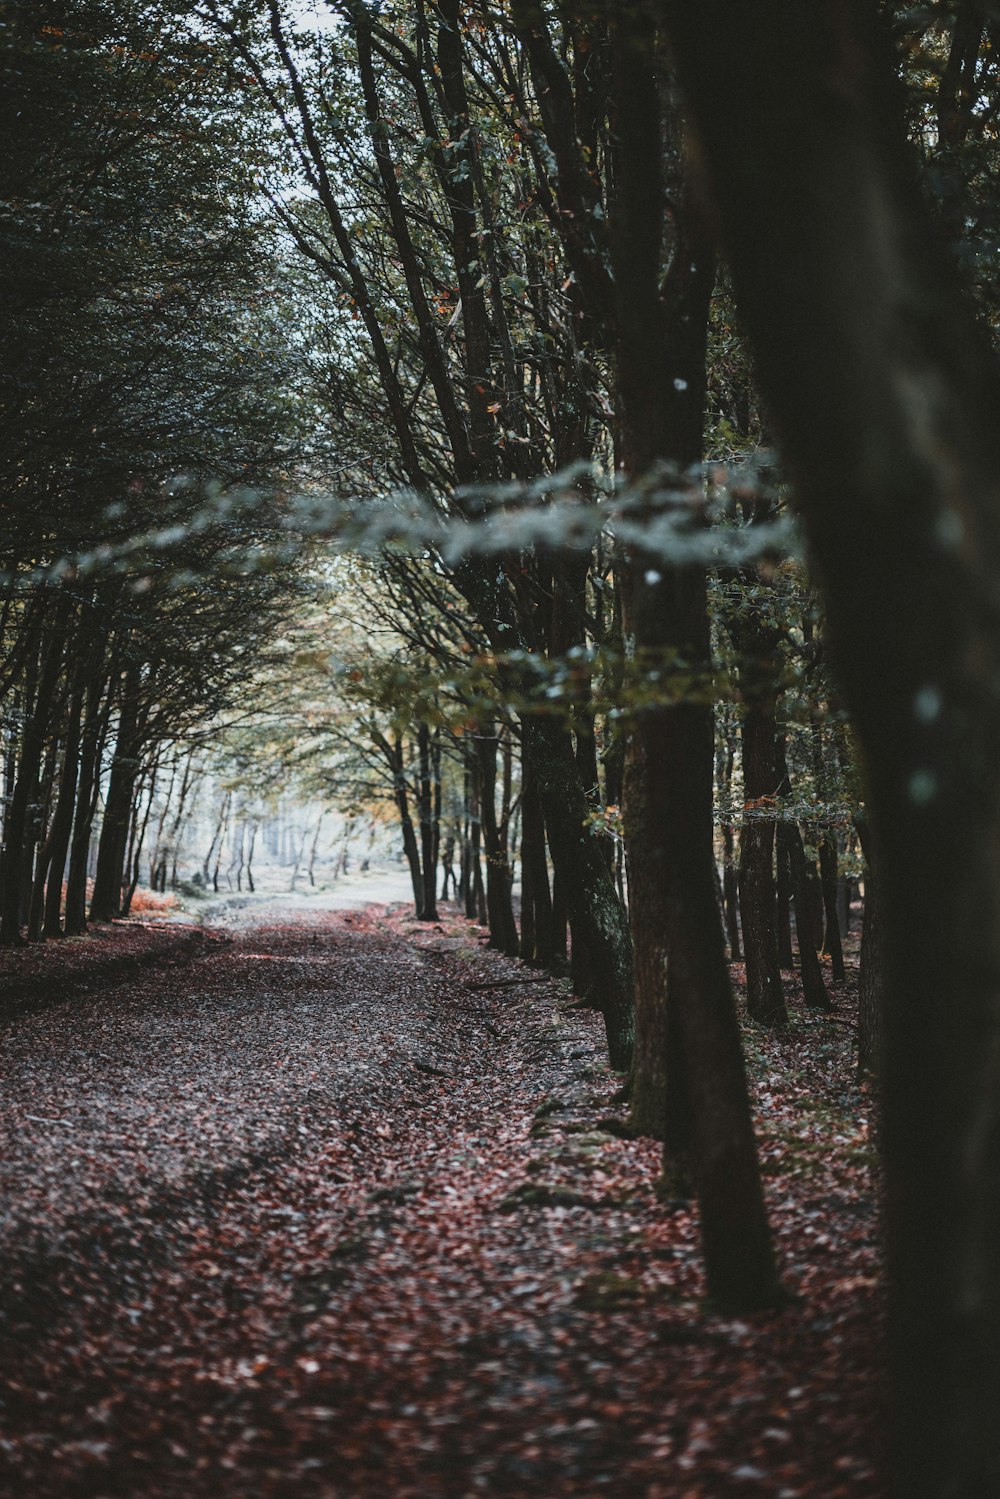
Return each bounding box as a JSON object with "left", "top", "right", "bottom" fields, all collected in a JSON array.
[
  {"left": 204, "top": 0, "right": 876, "bottom": 1319},
  {"left": 6, "top": 1, "right": 1000, "bottom": 1491},
  {"left": 213, "top": 2, "right": 996, "bottom": 1489},
  {"left": 0, "top": 2, "right": 309, "bottom": 935}
]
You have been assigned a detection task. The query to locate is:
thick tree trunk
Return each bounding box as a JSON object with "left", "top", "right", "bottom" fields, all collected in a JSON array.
[
  {"left": 662, "top": 3, "right": 1000, "bottom": 1486},
  {"left": 603, "top": 2, "right": 779, "bottom": 1305}
]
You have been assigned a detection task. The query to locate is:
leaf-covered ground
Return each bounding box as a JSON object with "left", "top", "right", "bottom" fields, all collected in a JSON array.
[{"left": 0, "top": 904, "right": 885, "bottom": 1497}]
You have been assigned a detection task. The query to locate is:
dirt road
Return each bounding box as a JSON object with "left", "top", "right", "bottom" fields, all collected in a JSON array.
[{"left": 0, "top": 903, "right": 884, "bottom": 1497}]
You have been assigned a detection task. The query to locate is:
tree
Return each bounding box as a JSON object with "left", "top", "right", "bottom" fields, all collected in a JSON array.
[
  {"left": 661, "top": 0, "right": 1000, "bottom": 1489},
  {"left": 506, "top": 0, "right": 780, "bottom": 1308},
  {"left": 0, "top": 1, "right": 306, "bottom": 939},
  {"left": 208, "top": 0, "right": 636, "bottom": 1065}
]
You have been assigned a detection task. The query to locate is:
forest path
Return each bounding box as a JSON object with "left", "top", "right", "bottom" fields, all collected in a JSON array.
[{"left": 0, "top": 905, "right": 883, "bottom": 1498}]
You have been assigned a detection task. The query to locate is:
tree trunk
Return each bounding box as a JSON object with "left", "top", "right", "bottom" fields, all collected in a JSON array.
[
  {"left": 787, "top": 821, "right": 834, "bottom": 1011},
  {"left": 476, "top": 726, "right": 517, "bottom": 953},
  {"left": 42, "top": 678, "right": 84, "bottom": 937},
  {"left": 837, "top": 872, "right": 852, "bottom": 938},
  {"left": 818, "top": 830, "right": 847, "bottom": 980},
  {"left": 737, "top": 696, "right": 787, "bottom": 1025},
  {"left": 550, "top": 863, "right": 568, "bottom": 963},
  {"left": 661, "top": 2, "right": 1000, "bottom": 1484},
  {"left": 728, "top": 544, "right": 787, "bottom": 1022},
  {"left": 522, "top": 713, "right": 634, "bottom": 1070},
  {"left": 601, "top": 1, "right": 779, "bottom": 1306},
  {"left": 65, "top": 669, "right": 109, "bottom": 936},
  {"left": 202, "top": 792, "right": 230, "bottom": 887},
  {"left": 0, "top": 611, "right": 64, "bottom": 945},
  {"left": 775, "top": 821, "right": 795, "bottom": 968},
  {"left": 624, "top": 725, "right": 672, "bottom": 1138},
  {"left": 462, "top": 751, "right": 483, "bottom": 921},
  {"left": 307, "top": 812, "right": 325, "bottom": 888},
  {"left": 857, "top": 820, "right": 883, "bottom": 1079},
  {"left": 90, "top": 667, "right": 142, "bottom": 923},
  {"left": 417, "top": 722, "right": 439, "bottom": 923},
  {"left": 774, "top": 736, "right": 832, "bottom": 1011},
  {"left": 26, "top": 731, "right": 61, "bottom": 940},
  {"left": 519, "top": 752, "right": 553, "bottom": 965},
  {"left": 123, "top": 767, "right": 158, "bottom": 917},
  {"left": 721, "top": 823, "right": 741, "bottom": 961},
  {"left": 390, "top": 736, "right": 424, "bottom": 918}
]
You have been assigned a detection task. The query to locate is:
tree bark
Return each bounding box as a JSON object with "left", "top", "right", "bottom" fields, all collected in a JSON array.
[
  {"left": 0, "top": 608, "right": 64, "bottom": 945},
  {"left": 90, "top": 666, "right": 142, "bottom": 923},
  {"left": 417, "top": 722, "right": 439, "bottom": 923},
  {"left": 65, "top": 667, "right": 109, "bottom": 936},
  {"left": 857, "top": 820, "right": 883, "bottom": 1080},
  {"left": 598, "top": 1, "right": 779, "bottom": 1305},
  {"left": 775, "top": 821, "right": 795, "bottom": 969},
  {"left": 775, "top": 735, "right": 833, "bottom": 1011},
  {"left": 41, "top": 677, "right": 83, "bottom": 937},
  {"left": 787, "top": 821, "right": 834, "bottom": 1012},
  {"left": 736, "top": 692, "right": 786, "bottom": 1025},
  {"left": 476, "top": 726, "right": 518, "bottom": 954},
  {"left": 519, "top": 753, "right": 554, "bottom": 965},
  {"left": 26, "top": 730, "right": 60, "bottom": 940},
  {"left": 392, "top": 735, "right": 424, "bottom": 919},
  {"left": 721, "top": 823, "right": 741, "bottom": 962},
  {"left": 818, "top": 830, "right": 847, "bottom": 980},
  {"left": 661, "top": 1, "right": 1000, "bottom": 1485},
  {"left": 624, "top": 725, "right": 672, "bottom": 1137},
  {"left": 522, "top": 713, "right": 634, "bottom": 1070}
]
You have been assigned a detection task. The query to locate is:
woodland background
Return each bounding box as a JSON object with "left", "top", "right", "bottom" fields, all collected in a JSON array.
[{"left": 3, "top": 2, "right": 1000, "bottom": 1495}]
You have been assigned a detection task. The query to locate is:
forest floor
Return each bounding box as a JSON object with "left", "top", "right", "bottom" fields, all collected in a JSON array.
[{"left": 0, "top": 901, "right": 884, "bottom": 1498}]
